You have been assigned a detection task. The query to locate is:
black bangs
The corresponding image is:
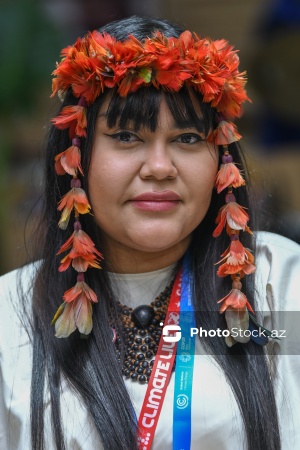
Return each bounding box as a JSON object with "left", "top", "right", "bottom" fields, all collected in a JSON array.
[{"left": 103, "top": 85, "right": 216, "bottom": 135}]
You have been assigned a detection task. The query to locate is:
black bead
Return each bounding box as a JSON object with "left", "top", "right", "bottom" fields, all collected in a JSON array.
[
  {"left": 134, "top": 360, "right": 140, "bottom": 367},
  {"left": 142, "top": 361, "right": 149, "bottom": 368},
  {"left": 137, "top": 353, "right": 145, "bottom": 361},
  {"left": 131, "top": 373, "right": 138, "bottom": 380},
  {"left": 149, "top": 342, "right": 156, "bottom": 350},
  {"left": 146, "top": 351, "right": 153, "bottom": 358},
  {"left": 145, "top": 369, "right": 152, "bottom": 376},
  {"left": 140, "top": 345, "right": 147, "bottom": 352},
  {"left": 139, "top": 329, "right": 146, "bottom": 336},
  {"left": 132, "top": 344, "right": 139, "bottom": 351},
  {"left": 144, "top": 337, "right": 151, "bottom": 344},
  {"left": 137, "top": 367, "right": 144, "bottom": 374},
  {"left": 139, "top": 375, "right": 146, "bottom": 383},
  {"left": 135, "top": 337, "right": 142, "bottom": 344},
  {"left": 124, "top": 369, "right": 130, "bottom": 377},
  {"left": 131, "top": 305, "right": 154, "bottom": 329},
  {"left": 151, "top": 318, "right": 159, "bottom": 326}
]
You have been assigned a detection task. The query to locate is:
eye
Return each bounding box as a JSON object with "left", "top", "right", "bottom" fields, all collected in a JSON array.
[
  {"left": 107, "top": 131, "right": 140, "bottom": 142},
  {"left": 176, "top": 133, "right": 204, "bottom": 144}
]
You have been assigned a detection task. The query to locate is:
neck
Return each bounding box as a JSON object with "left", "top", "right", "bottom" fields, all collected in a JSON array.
[{"left": 101, "top": 235, "right": 191, "bottom": 274}]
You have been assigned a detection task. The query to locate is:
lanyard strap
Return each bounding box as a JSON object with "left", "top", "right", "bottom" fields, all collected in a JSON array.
[
  {"left": 137, "top": 267, "right": 182, "bottom": 450},
  {"left": 173, "top": 256, "right": 196, "bottom": 450}
]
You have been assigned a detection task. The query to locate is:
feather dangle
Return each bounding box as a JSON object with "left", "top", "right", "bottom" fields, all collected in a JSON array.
[
  {"left": 51, "top": 97, "right": 103, "bottom": 338},
  {"left": 214, "top": 143, "right": 270, "bottom": 347}
]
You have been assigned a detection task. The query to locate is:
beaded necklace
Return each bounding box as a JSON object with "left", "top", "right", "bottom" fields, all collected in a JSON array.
[{"left": 110, "top": 281, "right": 174, "bottom": 383}]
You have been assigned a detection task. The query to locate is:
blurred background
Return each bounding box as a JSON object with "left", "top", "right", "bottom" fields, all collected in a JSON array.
[{"left": 1, "top": 0, "right": 300, "bottom": 275}]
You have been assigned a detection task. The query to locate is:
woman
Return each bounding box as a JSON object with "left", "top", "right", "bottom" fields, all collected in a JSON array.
[{"left": 1, "top": 15, "right": 300, "bottom": 450}]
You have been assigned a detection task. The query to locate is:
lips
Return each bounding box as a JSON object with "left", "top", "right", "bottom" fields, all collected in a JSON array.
[
  {"left": 131, "top": 191, "right": 180, "bottom": 202},
  {"left": 130, "top": 191, "right": 181, "bottom": 212}
]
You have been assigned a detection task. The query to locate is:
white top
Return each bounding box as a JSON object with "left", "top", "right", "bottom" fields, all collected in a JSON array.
[{"left": 1, "top": 232, "right": 300, "bottom": 449}]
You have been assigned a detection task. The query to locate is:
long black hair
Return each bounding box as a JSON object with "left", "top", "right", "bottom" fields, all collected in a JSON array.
[{"left": 25, "top": 16, "right": 280, "bottom": 450}]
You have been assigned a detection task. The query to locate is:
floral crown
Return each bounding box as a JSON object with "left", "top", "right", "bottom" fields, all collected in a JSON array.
[{"left": 50, "top": 30, "right": 263, "bottom": 347}]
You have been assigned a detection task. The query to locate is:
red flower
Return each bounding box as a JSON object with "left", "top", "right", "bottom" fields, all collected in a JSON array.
[
  {"left": 57, "top": 188, "right": 91, "bottom": 230},
  {"left": 207, "top": 121, "right": 242, "bottom": 146},
  {"left": 57, "top": 229, "right": 103, "bottom": 272},
  {"left": 213, "top": 202, "right": 251, "bottom": 237},
  {"left": 214, "top": 162, "right": 245, "bottom": 193},
  {"left": 63, "top": 279, "right": 98, "bottom": 303},
  {"left": 55, "top": 145, "right": 84, "bottom": 177},
  {"left": 52, "top": 105, "right": 87, "bottom": 138},
  {"left": 216, "top": 240, "right": 256, "bottom": 277},
  {"left": 218, "top": 289, "right": 254, "bottom": 314},
  {"left": 51, "top": 30, "right": 250, "bottom": 117}
]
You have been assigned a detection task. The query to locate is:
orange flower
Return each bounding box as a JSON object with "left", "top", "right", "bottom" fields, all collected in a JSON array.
[
  {"left": 218, "top": 288, "right": 254, "bottom": 314},
  {"left": 51, "top": 30, "right": 250, "bottom": 116},
  {"left": 52, "top": 296, "right": 93, "bottom": 338},
  {"left": 212, "top": 74, "right": 250, "bottom": 119},
  {"left": 57, "top": 228, "right": 103, "bottom": 272},
  {"left": 57, "top": 187, "right": 91, "bottom": 230},
  {"left": 213, "top": 201, "right": 251, "bottom": 237},
  {"left": 214, "top": 162, "right": 245, "bottom": 193},
  {"left": 207, "top": 121, "right": 242, "bottom": 146},
  {"left": 51, "top": 277, "right": 98, "bottom": 337},
  {"left": 63, "top": 279, "right": 98, "bottom": 303},
  {"left": 216, "top": 239, "right": 256, "bottom": 277},
  {"left": 52, "top": 105, "right": 87, "bottom": 138},
  {"left": 55, "top": 145, "right": 84, "bottom": 176}
]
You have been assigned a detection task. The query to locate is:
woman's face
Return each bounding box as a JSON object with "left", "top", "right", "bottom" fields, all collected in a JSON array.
[{"left": 89, "top": 97, "right": 218, "bottom": 272}]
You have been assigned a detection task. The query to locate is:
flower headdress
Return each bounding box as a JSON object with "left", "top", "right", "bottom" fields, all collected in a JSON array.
[{"left": 50, "top": 29, "right": 264, "bottom": 345}]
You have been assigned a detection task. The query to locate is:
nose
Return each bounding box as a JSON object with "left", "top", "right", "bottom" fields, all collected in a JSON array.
[{"left": 139, "top": 141, "right": 178, "bottom": 180}]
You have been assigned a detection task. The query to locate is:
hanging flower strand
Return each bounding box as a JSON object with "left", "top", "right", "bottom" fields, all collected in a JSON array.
[
  {"left": 51, "top": 97, "right": 103, "bottom": 338},
  {"left": 213, "top": 144, "right": 259, "bottom": 347}
]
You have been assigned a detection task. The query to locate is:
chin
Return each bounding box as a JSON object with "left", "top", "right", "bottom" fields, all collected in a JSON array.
[{"left": 128, "top": 231, "right": 190, "bottom": 254}]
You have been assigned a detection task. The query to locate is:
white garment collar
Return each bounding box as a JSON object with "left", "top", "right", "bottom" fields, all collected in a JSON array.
[{"left": 107, "top": 264, "right": 177, "bottom": 308}]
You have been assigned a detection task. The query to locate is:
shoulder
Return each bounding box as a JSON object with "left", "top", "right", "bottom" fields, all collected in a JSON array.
[
  {"left": 0, "top": 263, "right": 40, "bottom": 449},
  {"left": 0, "top": 262, "right": 39, "bottom": 316},
  {"left": 254, "top": 231, "right": 300, "bottom": 311},
  {"left": 0, "top": 262, "right": 40, "bottom": 352},
  {"left": 256, "top": 231, "right": 300, "bottom": 261}
]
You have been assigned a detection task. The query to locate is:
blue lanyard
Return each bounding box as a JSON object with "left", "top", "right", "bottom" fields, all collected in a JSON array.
[{"left": 173, "top": 255, "right": 196, "bottom": 450}]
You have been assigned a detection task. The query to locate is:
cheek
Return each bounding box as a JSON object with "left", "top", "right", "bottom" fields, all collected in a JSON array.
[{"left": 188, "top": 151, "right": 219, "bottom": 198}]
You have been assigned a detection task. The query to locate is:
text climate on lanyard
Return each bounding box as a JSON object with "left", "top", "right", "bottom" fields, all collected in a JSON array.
[{"left": 137, "top": 268, "right": 182, "bottom": 450}]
